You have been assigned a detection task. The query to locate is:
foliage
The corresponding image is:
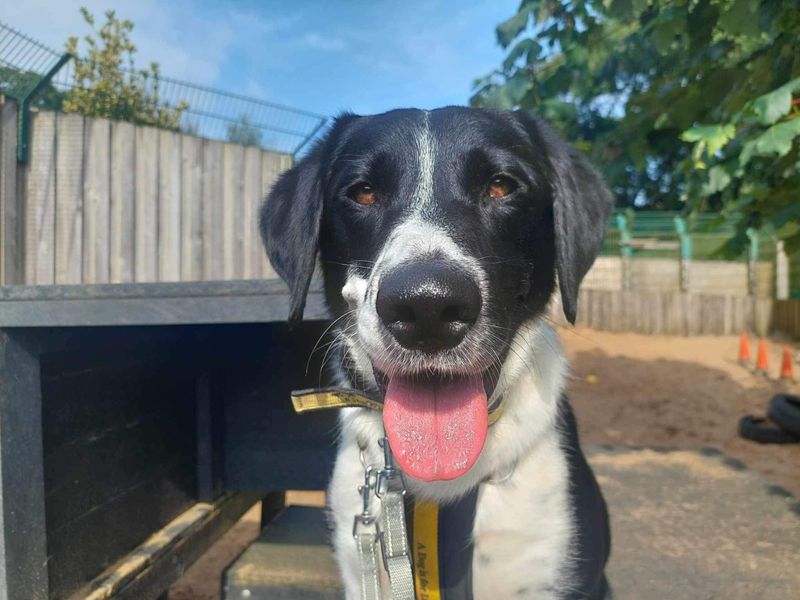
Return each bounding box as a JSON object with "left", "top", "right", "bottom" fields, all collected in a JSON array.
[
  {"left": 226, "top": 115, "right": 263, "bottom": 147},
  {"left": 0, "top": 66, "right": 65, "bottom": 110},
  {"left": 62, "top": 8, "right": 187, "bottom": 130},
  {"left": 472, "top": 0, "right": 800, "bottom": 250}
]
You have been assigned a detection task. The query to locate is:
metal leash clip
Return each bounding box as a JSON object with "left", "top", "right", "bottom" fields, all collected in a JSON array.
[
  {"left": 353, "top": 465, "right": 377, "bottom": 537},
  {"left": 375, "top": 437, "right": 406, "bottom": 498}
]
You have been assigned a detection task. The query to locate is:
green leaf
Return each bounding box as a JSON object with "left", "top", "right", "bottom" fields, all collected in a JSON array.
[
  {"left": 680, "top": 124, "right": 735, "bottom": 155},
  {"left": 748, "top": 77, "right": 800, "bottom": 126},
  {"left": 701, "top": 165, "right": 732, "bottom": 196},
  {"left": 740, "top": 117, "right": 800, "bottom": 163},
  {"left": 502, "top": 38, "right": 542, "bottom": 70},
  {"left": 717, "top": 0, "right": 760, "bottom": 37},
  {"left": 506, "top": 72, "right": 532, "bottom": 104},
  {"left": 496, "top": 9, "right": 531, "bottom": 48}
]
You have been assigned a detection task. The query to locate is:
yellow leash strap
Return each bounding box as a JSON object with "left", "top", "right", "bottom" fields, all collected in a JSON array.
[
  {"left": 290, "top": 388, "right": 505, "bottom": 426},
  {"left": 412, "top": 500, "right": 441, "bottom": 600}
]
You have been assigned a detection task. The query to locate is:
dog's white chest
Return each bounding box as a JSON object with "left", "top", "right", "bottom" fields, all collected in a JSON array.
[{"left": 471, "top": 434, "right": 572, "bottom": 599}]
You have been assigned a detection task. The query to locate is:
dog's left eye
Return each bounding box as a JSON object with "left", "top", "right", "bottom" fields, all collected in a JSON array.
[
  {"left": 346, "top": 182, "right": 376, "bottom": 206},
  {"left": 487, "top": 175, "right": 518, "bottom": 200}
]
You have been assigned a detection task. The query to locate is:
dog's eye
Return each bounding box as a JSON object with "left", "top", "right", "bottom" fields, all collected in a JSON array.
[
  {"left": 347, "top": 182, "right": 376, "bottom": 206},
  {"left": 487, "top": 175, "right": 518, "bottom": 200}
]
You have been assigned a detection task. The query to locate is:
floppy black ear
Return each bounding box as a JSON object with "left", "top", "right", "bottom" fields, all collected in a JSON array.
[
  {"left": 515, "top": 112, "right": 612, "bottom": 324},
  {"left": 259, "top": 148, "right": 325, "bottom": 323}
]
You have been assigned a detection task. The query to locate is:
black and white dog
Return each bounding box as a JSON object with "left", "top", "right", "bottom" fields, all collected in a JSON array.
[{"left": 262, "top": 107, "right": 612, "bottom": 599}]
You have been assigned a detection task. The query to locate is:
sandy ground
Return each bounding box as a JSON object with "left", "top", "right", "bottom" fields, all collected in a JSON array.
[
  {"left": 562, "top": 327, "right": 800, "bottom": 498},
  {"left": 169, "top": 328, "right": 800, "bottom": 599}
]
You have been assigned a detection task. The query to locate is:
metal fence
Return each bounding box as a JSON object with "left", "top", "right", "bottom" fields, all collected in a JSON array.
[{"left": 0, "top": 20, "right": 327, "bottom": 156}]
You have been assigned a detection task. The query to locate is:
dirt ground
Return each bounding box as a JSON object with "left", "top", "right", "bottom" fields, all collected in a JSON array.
[
  {"left": 563, "top": 327, "right": 800, "bottom": 498},
  {"left": 169, "top": 328, "right": 800, "bottom": 599}
]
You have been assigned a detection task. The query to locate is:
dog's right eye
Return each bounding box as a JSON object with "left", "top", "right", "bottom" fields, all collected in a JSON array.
[{"left": 346, "top": 182, "right": 376, "bottom": 206}]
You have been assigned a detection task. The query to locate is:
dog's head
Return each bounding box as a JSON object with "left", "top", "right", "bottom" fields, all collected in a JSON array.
[{"left": 262, "top": 107, "right": 610, "bottom": 482}]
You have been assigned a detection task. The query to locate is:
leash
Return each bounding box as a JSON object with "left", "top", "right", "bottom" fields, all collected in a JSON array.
[
  {"left": 291, "top": 387, "right": 506, "bottom": 425},
  {"left": 291, "top": 388, "right": 495, "bottom": 600}
]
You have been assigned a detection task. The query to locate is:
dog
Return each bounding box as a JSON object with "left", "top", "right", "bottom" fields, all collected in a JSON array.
[{"left": 261, "top": 107, "right": 612, "bottom": 599}]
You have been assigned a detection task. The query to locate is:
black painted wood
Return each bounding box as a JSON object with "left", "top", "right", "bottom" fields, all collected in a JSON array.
[
  {"left": 0, "top": 331, "right": 49, "bottom": 599},
  {"left": 0, "top": 280, "right": 328, "bottom": 327},
  {"left": 40, "top": 328, "right": 198, "bottom": 598},
  {"left": 219, "top": 322, "right": 339, "bottom": 492},
  {"left": 0, "top": 280, "right": 340, "bottom": 598}
]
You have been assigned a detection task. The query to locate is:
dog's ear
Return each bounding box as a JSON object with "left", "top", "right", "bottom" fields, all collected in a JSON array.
[
  {"left": 514, "top": 112, "right": 612, "bottom": 324},
  {"left": 260, "top": 151, "right": 322, "bottom": 323},
  {"left": 260, "top": 116, "right": 355, "bottom": 323}
]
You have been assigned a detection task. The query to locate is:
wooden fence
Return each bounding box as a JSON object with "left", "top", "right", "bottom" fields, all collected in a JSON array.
[
  {"left": 0, "top": 99, "right": 290, "bottom": 285},
  {"left": 548, "top": 289, "right": 775, "bottom": 336},
  {"left": 583, "top": 256, "right": 774, "bottom": 297},
  {"left": 773, "top": 299, "right": 800, "bottom": 339},
  {"left": 2, "top": 98, "right": 797, "bottom": 338}
]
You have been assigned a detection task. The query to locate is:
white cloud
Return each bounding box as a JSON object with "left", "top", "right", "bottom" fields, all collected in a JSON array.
[{"left": 2, "top": 0, "right": 298, "bottom": 86}]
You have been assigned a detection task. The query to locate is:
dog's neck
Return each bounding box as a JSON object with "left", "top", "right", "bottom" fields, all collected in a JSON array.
[{"left": 333, "top": 318, "right": 568, "bottom": 504}]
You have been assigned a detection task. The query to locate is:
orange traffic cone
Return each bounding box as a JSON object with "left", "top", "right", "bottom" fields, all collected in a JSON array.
[
  {"left": 738, "top": 332, "right": 752, "bottom": 365},
  {"left": 755, "top": 339, "right": 769, "bottom": 374},
  {"left": 779, "top": 346, "right": 795, "bottom": 381}
]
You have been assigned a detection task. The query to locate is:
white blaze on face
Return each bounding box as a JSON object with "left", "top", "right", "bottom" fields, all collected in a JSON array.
[
  {"left": 413, "top": 111, "right": 436, "bottom": 214},
  {"left": 339, "top": 110, "right": 489, "bottom": 377}
]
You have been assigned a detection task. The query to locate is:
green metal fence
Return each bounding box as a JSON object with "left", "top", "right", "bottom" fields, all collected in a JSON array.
[
  {"left": 0, "top": 20, "right": 326, "bottom": 157},
  {"left": 602, "top": 211, "right": 777, "bottom": 262}
]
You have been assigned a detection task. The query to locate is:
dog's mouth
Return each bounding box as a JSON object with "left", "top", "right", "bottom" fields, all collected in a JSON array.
[{"left": 373, "top": 367, "right": 499, "bottom": 482}]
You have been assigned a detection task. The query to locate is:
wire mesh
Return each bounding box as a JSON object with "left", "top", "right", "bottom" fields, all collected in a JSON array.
[{"left": 0, "top": 20, "right": 326, "bottom": 155}]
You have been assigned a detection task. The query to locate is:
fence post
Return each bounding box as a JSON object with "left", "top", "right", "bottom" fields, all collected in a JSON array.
[
  {"left": 746, "top": 228, "right": 759, "bottom": 296},
  {"left": 616, "top": 213, "right": 632, "bottom": 290},
  {"left": 775, "top": 240, "right": 789, "bottom": 300},
  {"left": 674, "top": 216, "right": 692, "bottom": 292}
]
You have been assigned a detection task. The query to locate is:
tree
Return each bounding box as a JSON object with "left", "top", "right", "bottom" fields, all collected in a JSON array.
[
  {"left": 0, "top": 66, "right": 65, "bottom": 110},
  {"left": 472, "top": 0, "right": 800, "bottom": 250},
  {"left": 62, "top": 8, "right": 188, "bottom": 130},
  {"left": 226, "top": 115, "right": 262, "bottom": 147}
]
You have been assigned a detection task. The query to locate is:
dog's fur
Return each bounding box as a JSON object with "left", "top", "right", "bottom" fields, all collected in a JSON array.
[{"left": 261, "top": 107, "right": 612, "bottom": 599}]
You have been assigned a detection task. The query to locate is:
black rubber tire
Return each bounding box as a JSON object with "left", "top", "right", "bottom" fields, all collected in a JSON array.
[
  {"left": 738, "top": 415, "right": 800, "bottom": 444},
  {"left": 767, "top": 394, "right": 800, "bottom": 437}
]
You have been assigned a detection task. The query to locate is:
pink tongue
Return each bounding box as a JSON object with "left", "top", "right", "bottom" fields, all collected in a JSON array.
[{"left": 383, "top": 374, "right": 488, "bottom": 482}]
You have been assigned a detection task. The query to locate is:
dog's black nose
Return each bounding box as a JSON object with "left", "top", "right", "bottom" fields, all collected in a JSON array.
[{"left": 376, "top": 260, "right": 481, "bottom": 353}]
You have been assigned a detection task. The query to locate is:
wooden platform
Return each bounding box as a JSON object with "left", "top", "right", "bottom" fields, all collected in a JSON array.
[
  {"left": 223, "top": 506, "right": 343, "bottom": 599},
  {"left": 223, "top": 447, "right": 800, "bottom": 599}
]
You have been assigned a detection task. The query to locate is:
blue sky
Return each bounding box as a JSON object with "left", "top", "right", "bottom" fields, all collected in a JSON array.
[{"left": 7, "top": 0, "right": 519, "bottom": 118}]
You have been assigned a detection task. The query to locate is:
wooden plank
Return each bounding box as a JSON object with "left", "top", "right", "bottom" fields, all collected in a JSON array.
[
  {"left": 223, "top": 506, "right": 343, "bottom": 599},
  {"left": 25, "top": 110, "right": 57, "bottom": 284},
  {"left": 243, "top": 146, "right": 262, "bottom": 279},
  {"left": 158, "top": 130, "right": 181, "bottom": 281},
  {"left": 75, "top": 493, "right": 259, "bottom": 600},
  {"left": 55, "top": 112, "right": 84, "bottom": 284},
  {"left": 135, "top": 126, "right": 159, "bottom": 282},
  {"left": 0, "top": 99, "right": 21, "bottom": 284},
  {"left": 0, "top": 279, "right": 329, "bottom": 328},
  {"left": 260, "top": 151, "right": 284, "bottom": 278},
  {"left": 201, "top": 140, "right": 224, "bottom": 280},
  {"left": 83, "top": 117, "right": 111, "bottom": 283},
  {"left": 180, "top": 134, "right": 203, "bottom": 281},
  {"left": 110, "top": 121, "right": 136, "bottom": 283},
  {"left": 0, "top": 331, "right": 49, "bottom": 599},
  {"left": 223, "top": 143, "right": 245, "bottom": 279}
]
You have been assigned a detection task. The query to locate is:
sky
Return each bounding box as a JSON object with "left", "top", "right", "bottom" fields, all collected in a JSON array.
[{"left": 6, "top": 0, "right": 519, "bottom": 119}]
